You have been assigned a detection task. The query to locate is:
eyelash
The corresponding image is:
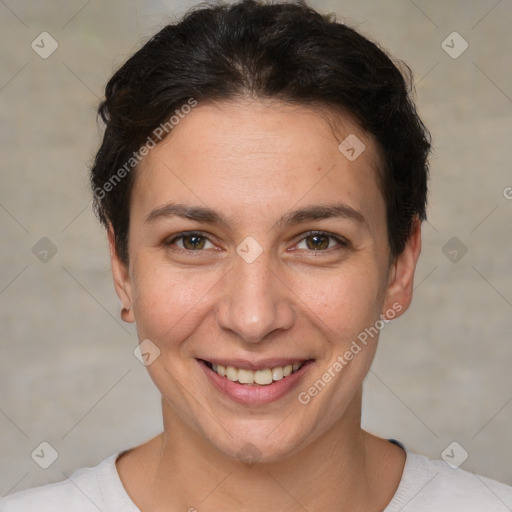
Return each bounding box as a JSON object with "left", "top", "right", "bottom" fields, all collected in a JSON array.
[{"left": 165, "top": 230, "right": 350, "bottom": 253}]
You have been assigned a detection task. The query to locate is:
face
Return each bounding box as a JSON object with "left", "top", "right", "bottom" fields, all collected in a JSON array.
[{"left": 110, "top": 99, "right": 420, "bottom": 462}]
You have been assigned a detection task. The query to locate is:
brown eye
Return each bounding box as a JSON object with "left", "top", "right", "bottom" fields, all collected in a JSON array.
[
  {"left": 182, "top": 234, "right": 206, "bottom": 250},
  {"left": 167, "top": 232, "right": 214, "bottom": 251},
  {"left": 296, "top": 231, "right": 349, "bottom": 252},
  {"left": 305, "top": 234, "right": 330, "bottom": 250}
]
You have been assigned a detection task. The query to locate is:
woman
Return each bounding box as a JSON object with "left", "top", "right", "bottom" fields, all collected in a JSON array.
[{"left": 2, "top": 1, "right": 511, "bottom": 510}]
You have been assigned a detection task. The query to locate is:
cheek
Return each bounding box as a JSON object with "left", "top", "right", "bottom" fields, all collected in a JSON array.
[
  {"left": 130, "top": 249, "right": 387, "bottom": 357},
  {"left": 131, "top": 259, "right": 220, "bottom": 347},
  {"left": 289, "top": 259, "right": 385, "bottom": 342}
]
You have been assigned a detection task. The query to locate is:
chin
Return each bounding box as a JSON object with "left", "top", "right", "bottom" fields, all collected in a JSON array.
[{"left": 206, "top": 419, "right": 316, "bottom": 466}]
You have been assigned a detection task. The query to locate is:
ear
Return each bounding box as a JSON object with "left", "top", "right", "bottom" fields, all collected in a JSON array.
[
  {"left": 107, "top": 224, "right": 135, "bottom": 323},
  {"left": 382, "top": 217, "right": 422, "bottom": 319}
]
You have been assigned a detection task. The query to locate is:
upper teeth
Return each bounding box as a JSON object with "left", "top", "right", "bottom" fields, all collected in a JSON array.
[{"left": 211, "top": 362, "right": 304, "bottom": 385}]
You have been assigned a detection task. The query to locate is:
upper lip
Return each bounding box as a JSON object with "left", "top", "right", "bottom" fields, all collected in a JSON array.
[{"left": 199, "top": 357, "right": 312, "bottom": 371}]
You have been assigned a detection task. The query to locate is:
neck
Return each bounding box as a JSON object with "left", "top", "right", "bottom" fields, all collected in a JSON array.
[{"left": 117, "top": 389, "right": 405, "bottom": 511}]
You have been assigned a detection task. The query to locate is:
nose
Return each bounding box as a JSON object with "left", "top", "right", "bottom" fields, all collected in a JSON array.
[{"left": 215, "top": 248, "right": 295, "bottom": 344}]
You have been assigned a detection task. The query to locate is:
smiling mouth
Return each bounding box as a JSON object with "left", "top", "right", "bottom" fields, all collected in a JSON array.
[{"left": 201, "top": 360, "right": 311, "bottom": 386}]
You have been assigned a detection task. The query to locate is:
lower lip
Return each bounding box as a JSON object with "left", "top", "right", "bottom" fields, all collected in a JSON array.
[{"left": 198, "top": 359, "right": 314, "bottom": 405}]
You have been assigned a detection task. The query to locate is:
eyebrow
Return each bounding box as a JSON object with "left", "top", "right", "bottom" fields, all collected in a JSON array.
[{"left": 145, "top": 202, "right": 367, "bottom": 228}]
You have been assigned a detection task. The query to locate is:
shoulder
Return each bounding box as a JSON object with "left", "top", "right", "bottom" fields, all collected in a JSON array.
[
  {"left": 0, "top": 475, "right": 92, "bottom": 512},
  {"left": 0, "top": 453, "right": 135, "bottom": 512},
  {"left": 386, "top": 450, "right": 512, "bottom": 512}
]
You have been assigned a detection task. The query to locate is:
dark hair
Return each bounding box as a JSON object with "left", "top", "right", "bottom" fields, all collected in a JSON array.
[{"left": 90, "top": 0, "right": 430, "bottom": 264}]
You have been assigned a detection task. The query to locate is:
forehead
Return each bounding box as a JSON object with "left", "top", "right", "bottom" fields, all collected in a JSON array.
[{"left": 132, "top": 99, "right": 386, "bottom": 233}]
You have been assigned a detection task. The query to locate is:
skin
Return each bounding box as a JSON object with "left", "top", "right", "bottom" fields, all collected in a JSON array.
[{"left": 109, "top": 99, "right": 422, "bottom": 511}]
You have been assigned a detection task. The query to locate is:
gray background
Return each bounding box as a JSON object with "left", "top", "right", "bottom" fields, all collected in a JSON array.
[{"left": 1, "top": 0, "right": 511, "bottom": 496}]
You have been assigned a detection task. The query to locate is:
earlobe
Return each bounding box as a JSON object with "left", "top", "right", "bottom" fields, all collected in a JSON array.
[
  {"left": 107, "top": 224, "right": 135, "bottom": 323},
  {"left": 382, "top": 217, "right": 422, "bottom": 319},
  {"left": 120, "top": 305, "right": 132, "bottom": 322}
]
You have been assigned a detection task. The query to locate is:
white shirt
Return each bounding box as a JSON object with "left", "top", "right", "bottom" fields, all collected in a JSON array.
[{"left": 2, "top": 445, "right": 512, "bottom": 511}]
